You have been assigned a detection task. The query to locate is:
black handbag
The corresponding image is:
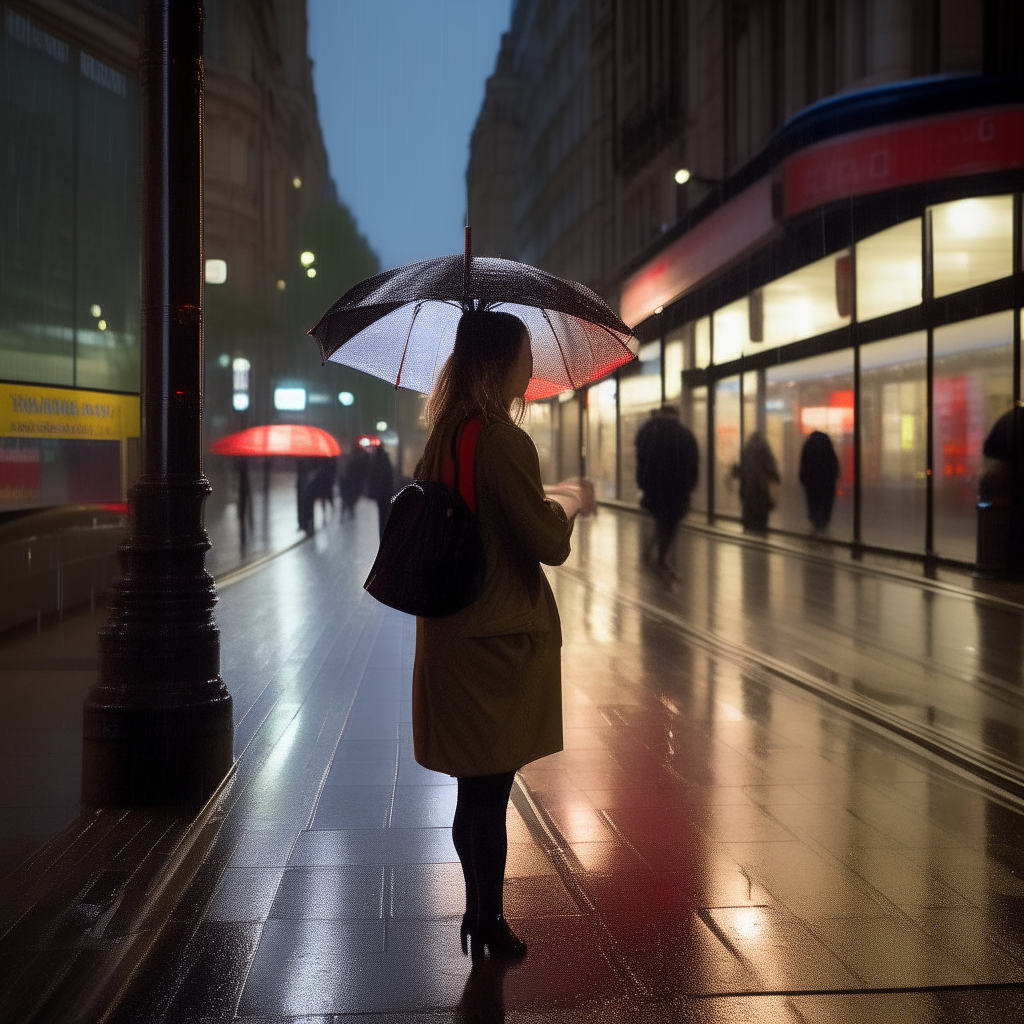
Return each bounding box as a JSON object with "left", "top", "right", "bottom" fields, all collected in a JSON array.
[{"left": 363, "top": 418, "right": 485, "bottom": 617}]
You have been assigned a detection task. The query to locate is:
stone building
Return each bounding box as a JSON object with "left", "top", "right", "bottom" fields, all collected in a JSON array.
[{"left": 469, "top": 0, "right": 1002, "bottom": 298}]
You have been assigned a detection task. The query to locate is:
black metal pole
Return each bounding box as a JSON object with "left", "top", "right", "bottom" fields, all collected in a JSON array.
[{"left": 82, "top": 0, "right": 233, "bottom": 806}]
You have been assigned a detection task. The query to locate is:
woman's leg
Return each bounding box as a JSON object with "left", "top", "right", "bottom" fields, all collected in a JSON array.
[
  {"left": 469, "top": 771, "right": 516, "bottom": 924},
  {"left": 453, "top": 770, "right": 516, "bottom": 925},
  {"left": 452, "top": 777, "right": 479, "bottom": 925}
]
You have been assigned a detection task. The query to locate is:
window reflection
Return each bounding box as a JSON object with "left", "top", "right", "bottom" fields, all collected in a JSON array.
[
  {"left": 766, "top": 350, "right": 854, "bottom": 539},
  {"left": 860, "top": 333, "right": 927, "bottom": 552},
  {"left": 713, "top": 300, "right": 746, "bottom": 363},
  {"left": 558, "top": 396, "right": 581, "bottom": 481},
  {"left": 695, "top": 317, "right": 711, "bottom": 368},
  {"left": 524, "top": 400, "right": 555, "bottom": 485},
  {"left": 619, "top": 369, "right": 663, "bottom": 505},
  {"left": 856, "top": 219, "right": 922, "bottom": 322},
  {"left": 715, "top": 376, "right": 741, "bottom": 517},
  {"left": 931, "top": 195, "right": 1013, "bottom": 299},
  {"left": 664, "top": 333, "right": 684, "bottom": 400},
  {"left": 688, "top": 385, "right": 708, "bottom": 512},
  {"left": 745, "top": 250, "right": 851, "bottom": 356},
  {"left": 933, "top": 311, "right": 1014, "bottom": 561},
  {"left": 587, "top": 378, "right": 618, "bottom": 500}
]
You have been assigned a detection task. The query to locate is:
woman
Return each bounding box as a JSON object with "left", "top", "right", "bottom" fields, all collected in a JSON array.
[{"left": 414, "top": 309, "right": 592, "bottom": 961}]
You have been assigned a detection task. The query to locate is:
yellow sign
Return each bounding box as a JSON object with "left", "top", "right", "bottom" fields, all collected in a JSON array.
[{"left": 0, "top": 382, "right": 139, "bottom": 441}]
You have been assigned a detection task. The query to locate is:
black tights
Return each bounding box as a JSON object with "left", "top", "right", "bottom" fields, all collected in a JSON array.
[{"left": 452, "top": 770, "right": 516, "bottom": 925}]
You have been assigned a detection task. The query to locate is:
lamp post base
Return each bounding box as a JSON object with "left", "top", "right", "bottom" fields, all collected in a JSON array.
[{"left": 83, "top": 696, "right": 234, "bottom": 806}]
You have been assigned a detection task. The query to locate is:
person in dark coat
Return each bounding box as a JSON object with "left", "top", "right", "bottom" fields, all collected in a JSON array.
[
  {"left": 414, "top": 310, "right": 592, "bottom": 962},
  {"left": 734, "top": 431, "right": 780, "bottom": 533},
  {"left": 296, "top": 457, "right": 316, "bottom": 534},
  {"left": 634, "top": 405, "right": 699, "bottom": 575},
  {"left": 339, "top": 443, "right": 371, "bottom": 518},
  {"left": 310, "top": 457, "right": 337, "bottom": 518},
  {"left": 798, "top": 430, "right": 840, "bottom": 534},
  {"left": 365, "top": 443, "right": 395, "bottom": 538},
  {"left": 235, "top": 457, "right": 253, "bottom": 547}
]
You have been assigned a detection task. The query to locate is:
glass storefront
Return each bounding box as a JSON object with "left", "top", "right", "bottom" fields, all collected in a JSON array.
[
  {"left": 859, "top": 333, "right": 927, "bottom": 553},
  {"left": 0, "top": 9, "right": 140, "bottom": 512},
  {"left": 522, "top": 191, "right": 1022, "bottom": 566},
  {"left": 587, "top": 378, "right": 617, "bottom": 500},
  {"left": 932, "top": 312, "right": 1014, "bottom": 561}
]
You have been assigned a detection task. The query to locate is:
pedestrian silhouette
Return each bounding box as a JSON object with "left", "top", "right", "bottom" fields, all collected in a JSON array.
[
  {"left": 734, "top": 431, "right": 780, "bottom": 533},
  {"left": 340, "top": 442, "right": 371, "bottom": 519},
  {"left": 296, "top": 457, "right": 316, "bottom": 534},
  {"left": 799, "top": 430, "right": 840, "bottom": 534},
  {"left": 310, "top": 457, "right": 337, "bottom": 519},
  {"left": 235, "top": 457, "right": 253, "bottom": 548},
  {"left": 634, "top": 405, "right": 699, "bottom": 576},
  {"left": 365, "top": 444, "right": 395, "bottom": 538}
]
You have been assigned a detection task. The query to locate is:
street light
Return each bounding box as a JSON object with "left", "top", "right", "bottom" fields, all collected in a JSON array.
[
  {"left": 300, "top": 251, "right": 315, "bottom": 267},
  {"left": 338, "top": 391, "right": 354, "bottom": 406}
]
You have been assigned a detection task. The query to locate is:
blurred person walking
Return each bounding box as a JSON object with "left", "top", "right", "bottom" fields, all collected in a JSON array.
[
  {"left": 310, "top": 457, "right": 337, "bottom": 519},
  {"left": 634, "top": 405, "right": 699, "bottom": 576},
  {"left": 413, "top": 310, "right": 593, "bottom": 962},
  {"left": 366, "top": 443, "right": 395, "bottom": 537},
  {"left": 339, "top": 442, "right": 370, "bottom": 519},
  {"left": 235, "top": 457, "right": 253, "bottom": 547},
  {"left": 799, "top": 430, "right": 840, "bottom": 534},
  {"left": 734, "top": 432, "right": 780, "bottom": 533}
]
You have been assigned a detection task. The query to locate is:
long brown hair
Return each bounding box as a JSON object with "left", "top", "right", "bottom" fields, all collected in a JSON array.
[{"left": 421, "top": 309, "right": 528, "bottom": 478}]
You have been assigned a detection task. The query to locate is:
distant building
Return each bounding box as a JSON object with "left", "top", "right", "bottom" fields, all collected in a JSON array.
[{"left": 0, "top": 0, "right": 370, "bottom": 516}]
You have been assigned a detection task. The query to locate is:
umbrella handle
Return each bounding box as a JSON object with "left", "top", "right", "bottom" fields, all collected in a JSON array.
[{"left": 463, "top": 224, "right": 471, "bottom": 307}]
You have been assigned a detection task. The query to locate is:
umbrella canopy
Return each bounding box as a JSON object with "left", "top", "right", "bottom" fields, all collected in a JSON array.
[
  {"left": 210, "top": 424, "right": 341, "bottom": 458},
  {"left": 308, "top": 247, "right": 637, "bottom": 401}
]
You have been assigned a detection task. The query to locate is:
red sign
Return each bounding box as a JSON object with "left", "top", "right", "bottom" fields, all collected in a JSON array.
[
  {"left": 619, "top": 177, "right": 776, "bottom": 328},
  {"left": 783, "top": 106, "right": 1024, "bottom": 218}
]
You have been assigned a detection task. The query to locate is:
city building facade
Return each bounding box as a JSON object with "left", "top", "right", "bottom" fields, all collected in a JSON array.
[
  {"left": 0, "top": 0, "right": 370, "bottom": 519},
  {"left": 467, "top": 0, "right": 1024, "bottom": 566}
]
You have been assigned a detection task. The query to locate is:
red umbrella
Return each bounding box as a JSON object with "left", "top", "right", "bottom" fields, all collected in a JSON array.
[{"left": 210, "top": 424, "right": 341, "bottom": 458}]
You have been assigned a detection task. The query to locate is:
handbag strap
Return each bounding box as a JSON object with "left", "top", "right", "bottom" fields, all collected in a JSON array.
[{"left": 441, "top": 417, "right": 483, "bottom": 513}]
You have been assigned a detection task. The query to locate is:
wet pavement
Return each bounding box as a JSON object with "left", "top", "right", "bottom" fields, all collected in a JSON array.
[
  {"left": 4, "top": 503, "right": 1024, "bottom": 1020},
  {"left": 0, "top": 469, "right": 324, "bottom": 877}
]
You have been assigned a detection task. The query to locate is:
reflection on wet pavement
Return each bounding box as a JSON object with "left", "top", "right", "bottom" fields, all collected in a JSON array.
[{"left": 95, "top": 506, "right": 1024, "bottom": 1020}]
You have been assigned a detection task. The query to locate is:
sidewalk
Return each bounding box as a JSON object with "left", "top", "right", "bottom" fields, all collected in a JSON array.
[
  {"left": 4, "top": 505, "right": 1024, "bottom": 1020},
  {"left": 0, "top": 470, "right": 321, "bottom": 879}
]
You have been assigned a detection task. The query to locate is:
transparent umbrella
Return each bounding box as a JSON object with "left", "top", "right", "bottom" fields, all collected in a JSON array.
[{"left": 308, "top": 229, "right": 637, "bottom": 399}]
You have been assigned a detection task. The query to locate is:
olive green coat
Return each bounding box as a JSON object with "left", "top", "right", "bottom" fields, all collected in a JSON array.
[{"left": 412, "top": 421, "right": 573, "bottom": 777}]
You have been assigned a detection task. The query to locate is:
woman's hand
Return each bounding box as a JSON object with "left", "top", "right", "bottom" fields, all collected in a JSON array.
[{"left": 545, "top": 478, "right": 596, "bottom": 519}]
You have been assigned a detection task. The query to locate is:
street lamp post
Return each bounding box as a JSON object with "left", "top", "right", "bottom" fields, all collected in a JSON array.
[{"left": 82, "top": 0, "right": 233, "bottom": 805}]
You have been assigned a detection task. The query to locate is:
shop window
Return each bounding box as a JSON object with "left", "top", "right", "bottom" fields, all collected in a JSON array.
[
  {"left": 0, "top": 13, "right": 140, "bottom": 393},
  {"left": 742, "top": 370, "right": 762, "bottom": 443},
  {"left": 619, "top": 369, "right": 664, "bottom": 505},
  {"left": 745, "top": 250, "right": 851, "bottom": 356},
  {"left": 713, "top": 300, "right": 747, "bottom": 364},
  {"left": 860, "top": 332, "right": 927, "bottom": 552},
  {"left": 715, "top": 376, "right": 741, "bottom": 517},
  {"left": 695, "top": 317, "right": 711, "bottom": 368},
  {"left": 688, "top": 385, "right": 708, "bottom": 513},
  {"left": 664, "top": 333, "right": 684, "bottom": 400},
  {"left": 524, "top": 400, "right": 556, "bottom": 486},
  {"left": 0, "top": 10, "right": 76, "bottom": 386},
  {"left": 587, "top": 379, "right": 618, "bottom": 500},
  {"left": 558, "top": 396, "right": 581, "bottom": 480},
  {"left": 856, "top": 219, "right": 923, "bottom": 322},
  {"left": 931, "top": 195, "right": 1013, "bottom": 299},
  {"left": 765, "top": 350, "right": 854, "bottom": 539},
  {"left": 932, "top": 311, "right": 1014, "bottom": 561}
]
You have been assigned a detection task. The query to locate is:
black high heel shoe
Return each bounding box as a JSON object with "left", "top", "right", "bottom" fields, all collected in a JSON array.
[{"left": 467, "top": 914, "right": 527, "bottom": 961}]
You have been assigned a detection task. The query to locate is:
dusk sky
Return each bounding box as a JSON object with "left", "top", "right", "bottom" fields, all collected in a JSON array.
[{"left": 307, "top": 0, "right": 513, "bottom": 273}]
